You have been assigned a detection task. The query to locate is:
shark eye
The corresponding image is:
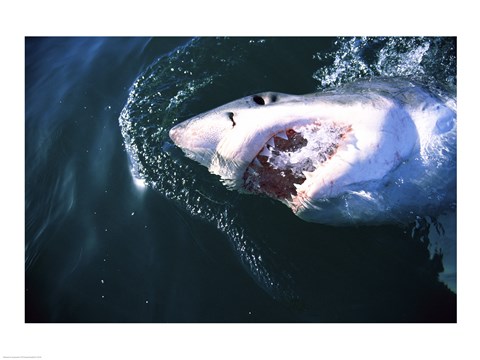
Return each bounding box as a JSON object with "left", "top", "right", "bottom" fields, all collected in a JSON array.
[
  {"left": 227, "top": 112, "right": 236, "bottom": 127},
  {"left": 253, "top": 95, "right": 265, "bottom": 105}
]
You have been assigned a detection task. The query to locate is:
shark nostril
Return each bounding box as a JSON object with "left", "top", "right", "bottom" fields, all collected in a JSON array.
[{"left": 169, "top": 126, "right": 180, "bottom": 142}]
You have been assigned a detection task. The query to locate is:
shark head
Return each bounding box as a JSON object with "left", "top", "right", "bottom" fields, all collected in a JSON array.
[
  {"left": 168, "top": 92, "right": 290, "bottom": 170},
  {"left": 169, "top": 92, "right": 304, "bottom": 168},
  {"left": 168, "top": 80, "right": 454, "bottom": 225},
  {"left": 169, "top": 92, "right": 342, "bottom": 190}
]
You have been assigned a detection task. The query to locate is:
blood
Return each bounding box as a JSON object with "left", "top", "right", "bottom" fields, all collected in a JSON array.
[{"left": 243, "top": 130, "right": 309, "bottom": 200}]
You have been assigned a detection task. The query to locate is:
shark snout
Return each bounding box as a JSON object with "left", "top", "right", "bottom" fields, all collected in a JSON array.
[{"left": 169, "top": 122, "right": 187, "bottom": 145}]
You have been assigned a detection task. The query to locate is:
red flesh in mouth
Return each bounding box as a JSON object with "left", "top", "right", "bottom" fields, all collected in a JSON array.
[{"left": 244, "top": 129, "right": 308, "bottom": 199}]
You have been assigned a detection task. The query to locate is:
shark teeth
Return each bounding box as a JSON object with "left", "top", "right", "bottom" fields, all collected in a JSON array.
[
  {"left": 275, "top": 131, "right": 289, "bottom": 140},
  {"left": 243, "top": 125, "right": 322, "bottom": 201},
  {"left": 259, "top": 146, "right": 271, "bottom": 157},
  {"left": 253, "top": 158, "right": 262, "bottom": 167}
]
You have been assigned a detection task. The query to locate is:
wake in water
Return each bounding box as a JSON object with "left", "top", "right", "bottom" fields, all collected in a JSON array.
[{"left": 119, "top": 37, "right": 456, "bottom": 305}]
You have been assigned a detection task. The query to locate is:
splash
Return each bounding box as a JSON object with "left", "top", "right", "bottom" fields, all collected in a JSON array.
[{"left": 313, "top": 37, "right": 456, "bottom": 93}]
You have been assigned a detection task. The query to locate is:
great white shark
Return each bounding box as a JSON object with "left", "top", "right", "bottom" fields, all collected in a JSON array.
[{"left": 169, "top": 78, "right": 456, "bottom": 225}]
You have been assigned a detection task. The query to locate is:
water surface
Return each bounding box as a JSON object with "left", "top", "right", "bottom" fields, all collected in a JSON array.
[{"left": 25, "top": 37, "right": 456, "bottom": 322}]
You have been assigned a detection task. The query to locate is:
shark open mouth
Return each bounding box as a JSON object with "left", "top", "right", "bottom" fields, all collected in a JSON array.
[{"left": 243, "top": 123, "right": 351, "bottom": 200}]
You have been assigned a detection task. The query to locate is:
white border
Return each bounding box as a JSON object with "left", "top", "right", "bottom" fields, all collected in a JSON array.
[{"left": 2, "top": 1, "right": 479, "bottom": 359}]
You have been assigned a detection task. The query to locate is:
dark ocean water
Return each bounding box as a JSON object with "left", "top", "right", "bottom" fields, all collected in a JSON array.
[{"left": 25, "top": 37, "right": 456, "bottom": 322}]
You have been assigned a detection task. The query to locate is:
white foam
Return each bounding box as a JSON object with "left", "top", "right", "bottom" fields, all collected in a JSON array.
[{"left": 267, "top": 123, "right": 346, "bottom": 175}]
